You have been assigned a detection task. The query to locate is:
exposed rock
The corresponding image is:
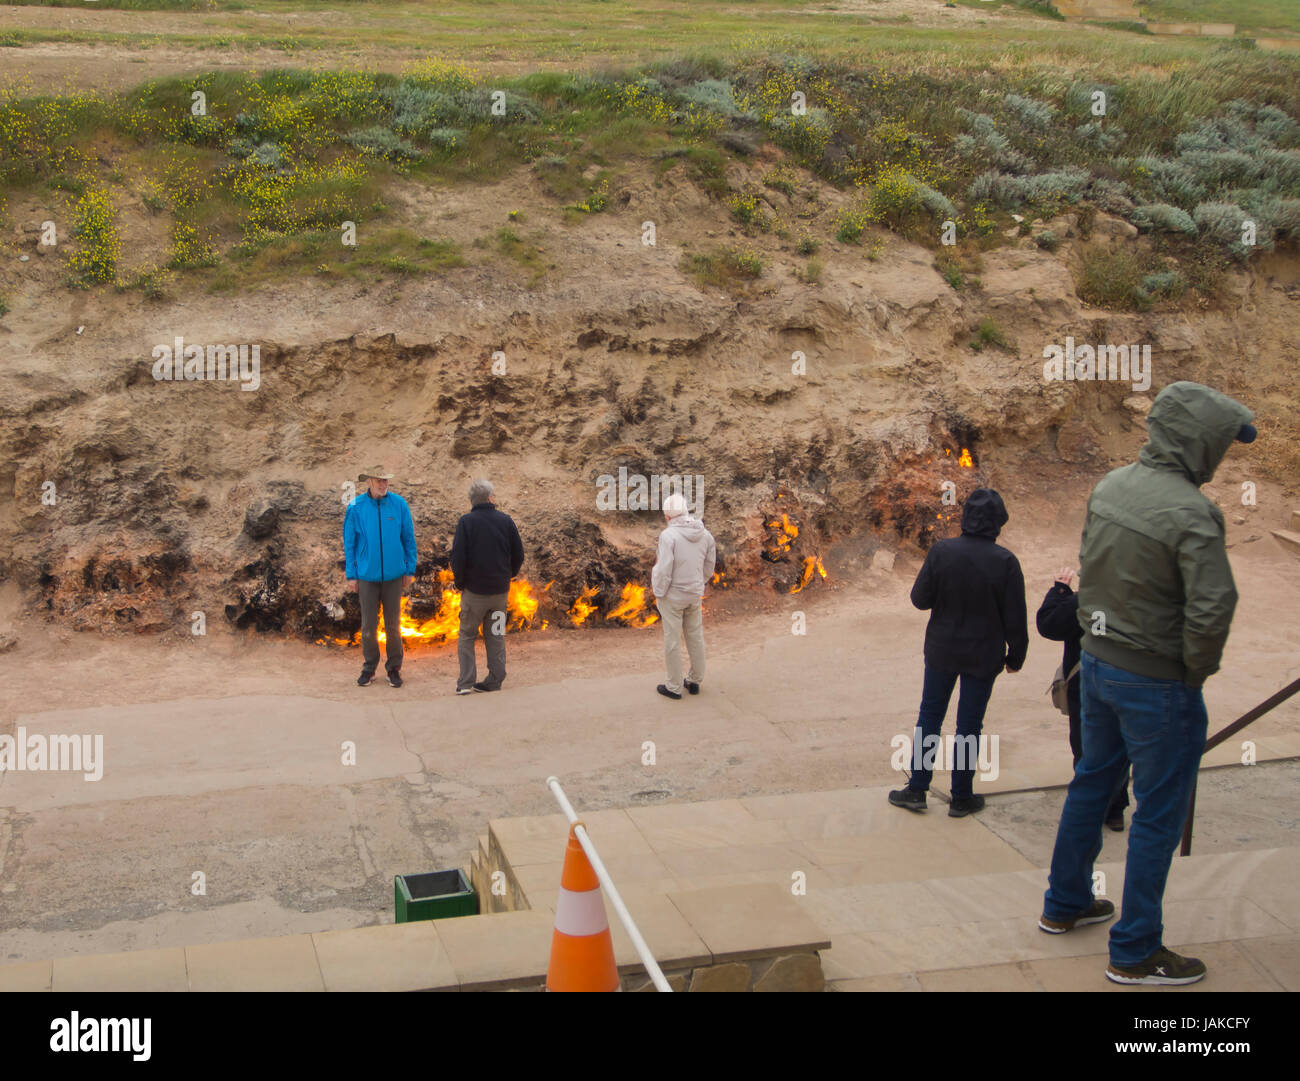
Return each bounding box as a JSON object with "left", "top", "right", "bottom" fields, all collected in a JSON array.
[
  {"left": 243, "top": 499, "right": 280, "bottom": 540},
  {"left": 753, "top": 952, "right": 825, "bottom": 992},
  {"left": 688, "top": 962, "right": 751, "bottom": 992}
]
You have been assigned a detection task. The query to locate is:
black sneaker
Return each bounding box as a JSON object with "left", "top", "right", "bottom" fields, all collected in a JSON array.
[
  {"left": 888, "top": 787, "right": 927, "bottom": 812},
  {"left": 473, "top": 681, "right": 499, "bottom": 692},
  {"left": 387, "top": 669, "right": 402, "bottom": 688},
  {"left": 1107, "top": 946, "right": 1207, "bottom": 986},
  {"left": 948, "top": 794, "right": 986, "bottom": 818},
  {"left": 684, "top": 680, "right": 700, "bottom": 695},
  {"left": 656, "top": 684, "right": 682, "bottom": 700},
  {"left": 1038, "top": 898, "right": 1116, "bottom": 934},
  {"left": 1105, "top": 812, "right": 1125, "bottom": 832},
  {"left": 357, "top": 670, "right": 375, "bottom": 687},
  {"left": 455, "top": 687, "right": 473, "bottom": 696}
]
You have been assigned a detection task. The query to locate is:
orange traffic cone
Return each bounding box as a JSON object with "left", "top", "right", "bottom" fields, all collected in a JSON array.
[{"left": 545, "top": 823, "right": 620, "bottom": 992}]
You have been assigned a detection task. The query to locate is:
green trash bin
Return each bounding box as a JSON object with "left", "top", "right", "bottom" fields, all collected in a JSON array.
[{"left": 394, "top": 869, "right": 479, "bottom": 923}]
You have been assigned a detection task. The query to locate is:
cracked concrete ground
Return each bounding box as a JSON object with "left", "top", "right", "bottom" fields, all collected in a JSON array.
[{"left": 2, "top": 535, "right": 1298, "bottom": 965}]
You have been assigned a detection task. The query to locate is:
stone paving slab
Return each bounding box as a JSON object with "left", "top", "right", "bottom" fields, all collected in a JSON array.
[{"left": 52, "top": 947, "right": 188, "bottom": 992}]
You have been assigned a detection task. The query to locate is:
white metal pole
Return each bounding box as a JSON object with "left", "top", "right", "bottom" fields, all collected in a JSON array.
[{"left": 546, "top": 776, "right": 672, "bottom": 992}]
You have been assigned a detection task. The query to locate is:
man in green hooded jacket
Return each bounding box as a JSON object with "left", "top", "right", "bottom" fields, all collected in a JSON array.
[{"left": 1038, "top": 381, "right": 1255, "bottom": 986}]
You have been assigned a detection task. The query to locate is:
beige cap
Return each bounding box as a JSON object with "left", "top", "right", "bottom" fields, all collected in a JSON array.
[{"left": 357, "top": 467, "right": 395, "bottom": 481}]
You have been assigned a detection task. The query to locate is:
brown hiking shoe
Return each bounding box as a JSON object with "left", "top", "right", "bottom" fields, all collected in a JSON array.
[
  {"left": 1038, "top": 898, "right": 1115, "bottom": 934},
  {"left": 1107, "top": 946, "right": 1206, "bottom": 986}
]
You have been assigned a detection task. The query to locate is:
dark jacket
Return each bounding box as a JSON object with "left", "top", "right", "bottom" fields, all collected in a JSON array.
[
  {"left": 1037, "top": 582, "right": 1082, "bottom": 719},
  {"left": 1077, "top": 381, "right": 1251, "bottom": 686},
  {"left": 450, "top": 502, "right": 524, "bottom": 595},
  {"left": 910, "top": 488, "right": 1028, "bottom": 678}
]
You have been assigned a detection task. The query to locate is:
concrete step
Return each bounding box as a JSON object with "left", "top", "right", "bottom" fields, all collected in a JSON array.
[
  {"left": 816, "top": 845, "right": 1300, "bottom": 990},
  {"left": 1272, "top": 529, "right": 1300, "bottom": 556}
]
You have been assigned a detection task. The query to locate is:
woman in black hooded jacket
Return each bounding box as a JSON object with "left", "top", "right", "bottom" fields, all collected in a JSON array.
[{"left": 1037, "top": 567, "right": 1130, "bottom": 830}]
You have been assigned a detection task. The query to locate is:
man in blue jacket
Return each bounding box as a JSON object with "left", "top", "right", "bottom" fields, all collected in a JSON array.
[{"left": 344, "top": 467, "right": 418, "bottom": 687}]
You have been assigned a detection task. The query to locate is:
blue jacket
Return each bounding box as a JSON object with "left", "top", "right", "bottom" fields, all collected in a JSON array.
[{"left": 344, "top": 491, "right": 417, "bottom": 583}]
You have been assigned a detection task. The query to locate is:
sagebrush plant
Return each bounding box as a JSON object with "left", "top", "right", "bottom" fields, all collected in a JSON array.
[{"left": 0, "top": 50, "right": 1296, "bottom": 297}]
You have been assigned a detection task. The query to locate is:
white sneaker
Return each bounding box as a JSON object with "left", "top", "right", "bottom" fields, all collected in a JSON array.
[{"left": 455, "top": 687, "right": 473, "bottom": 695}]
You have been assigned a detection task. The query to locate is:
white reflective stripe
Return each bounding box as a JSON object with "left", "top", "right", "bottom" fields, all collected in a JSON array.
[{"left": 554, "top": 885, "right": 610, "bottom": 936}]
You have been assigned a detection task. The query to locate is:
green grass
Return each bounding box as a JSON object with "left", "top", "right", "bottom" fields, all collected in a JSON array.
[{"left": 1140, "top": 1, "right": 1300, "bottom": 36}]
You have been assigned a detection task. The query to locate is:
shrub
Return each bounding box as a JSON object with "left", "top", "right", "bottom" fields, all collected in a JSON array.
[
  {"left": 679, "top": 79, "right": 752, "bottom": 121},
  {"left": 1129, "top": 203, "right": 1197, "bottom": 235},
  {"left": 728, "top": 190, "right": 770, "bottom": 230},
  {"left": 1004, "top": 93, "right": 1055, "bottom": 132},
  {"left": 796, "top": 232, "right": 820, "bottom": 255},
  {"left": 803, "top": 257, "right": 823, "bottom": 284},
  {"left": 1077, "top": 247, "right": 1158, "bottom": 310},
  {"left": 68, "top": 188, "right": 119, "bottom": 286},
  {"left": 1075, "top": 120, "right": 1123, "bottom": 152},
  {"left": 345, "top": 127, "right": 423, "bottom": 161},
  {"left": 1141, "top": 270, "right": 1185, "bottom": 299},
  {"left": 970, "top": 316, "right": 1014, "bottom": 353},
  {"left": 1034, "top": 229, "right": 1059, "bottom": 252},
  {"left": 1193, "top": 201, "right": 1266, "bottom": 260}
]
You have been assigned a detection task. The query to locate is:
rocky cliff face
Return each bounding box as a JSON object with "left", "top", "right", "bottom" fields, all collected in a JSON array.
[{"left": 2, "top": 161, "right": 1296, "bottom": 639}]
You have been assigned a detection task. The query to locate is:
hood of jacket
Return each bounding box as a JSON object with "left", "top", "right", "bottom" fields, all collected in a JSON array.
[
  {"left": 961, "top": 488, "right": 1009, "bottom": 540},
  {"left": 1139, "top": 381, "right": 1253, "bottom": 487},
  {"left": 666, "top": 514, "right": 709, "bottom": 543}
]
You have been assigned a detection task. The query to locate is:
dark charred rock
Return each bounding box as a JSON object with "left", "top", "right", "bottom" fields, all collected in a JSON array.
[{"left": 243, "top": 499, "right": 279, "bottom": 539}]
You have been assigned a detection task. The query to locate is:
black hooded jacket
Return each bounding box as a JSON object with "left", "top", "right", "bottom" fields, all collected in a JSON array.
[
  {"left": 910, "top": 489, "right": 1029, "bottom": 677},
  {"left": 1037, "top": 582, "right": 1082, "bottom": 717}
]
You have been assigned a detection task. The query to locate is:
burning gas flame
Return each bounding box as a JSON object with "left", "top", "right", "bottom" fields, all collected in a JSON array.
[
  {"left": 605, "top": 582, "right": 659, "bottom": 628},
  {"left": 317, "top": 572, "right": 662, "bottom": 647},
  {"left": 789, "top": 555, "right": 827, "bottom": 594},
  {"left": 945, "top": 447, "right": 975, "bottom": 468},
  {"left": 710, "top": 571, "right": 725, "bottom": 586},
  {"left": 765, "top": 513, "right": 799, "bottom": 557},
  {"left": 567, "top": 585, "right": 599, "bottom": 626}
]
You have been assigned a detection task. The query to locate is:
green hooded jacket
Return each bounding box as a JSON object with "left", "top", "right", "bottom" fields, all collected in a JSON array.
[{"left": 1076, "top": 381, "right": 1253, "bottom": 687}]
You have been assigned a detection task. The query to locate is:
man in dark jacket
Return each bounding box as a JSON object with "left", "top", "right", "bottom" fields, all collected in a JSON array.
[
  {"left": 1039, "top": 381, "right": 1254, "bottom": 987},
  {"left": 889, "top": 488, "right": 1028, "bottom": 817},
  {"left": 450, "top": 479, "right": 524, "bottom": 694},
  {"left": 1037, "top": 567, "right": 1129, "bottom": 830},
  {"left": 344, "top": 467, "right": 417, "bottom": 688}
]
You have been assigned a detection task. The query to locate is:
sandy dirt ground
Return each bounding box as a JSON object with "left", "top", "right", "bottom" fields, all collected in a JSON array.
[{"left": 1, "top": 509, "right": 1297, "bottom": 964}]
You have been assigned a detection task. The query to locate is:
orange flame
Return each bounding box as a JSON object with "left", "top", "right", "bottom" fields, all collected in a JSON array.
[
  {"left": 958, "top": 448, "right": 974, "bottom": 468},
  {"left": 789, "top": 555, "right": 827, "bottom": 594},
  {"left": 605, "top": 583, "right": 659, "bottom": 628},
  {"left": 567, "top": 585, "right": 599, "bottom": 626},
  {"left": 765, "top": 513, "right": 799, "bottom": 556},
  {"left": 710, "top": 571, "right": 725, "bottom": 586}
]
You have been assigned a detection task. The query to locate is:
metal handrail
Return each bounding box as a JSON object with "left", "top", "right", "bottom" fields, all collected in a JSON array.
[
  {"left": 1180, "top": 676, "right": 1300, "bottom": 856},
  {"left": 546, "top": 777, "right": 672, "bottom": 991}
]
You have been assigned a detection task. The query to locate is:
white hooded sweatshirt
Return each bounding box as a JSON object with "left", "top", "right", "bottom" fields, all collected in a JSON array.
[{"left": 651, "top": 514, "right": 717, "bottom": 603}]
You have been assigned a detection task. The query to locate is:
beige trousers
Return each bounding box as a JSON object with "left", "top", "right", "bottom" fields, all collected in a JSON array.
[{"left": 656, "top": 596, "right": 705, "bottom": 694}]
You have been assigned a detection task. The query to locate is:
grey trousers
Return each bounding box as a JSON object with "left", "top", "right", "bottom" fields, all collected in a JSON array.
[
  {"left": 359, "top": 577, "right": 404, "bottom": 674},
  {"left": 458, "top": 589, "right": 508, "bottom": 691},
  {"left": 656, "top": 595, "right": 705, "bottom": 695}
]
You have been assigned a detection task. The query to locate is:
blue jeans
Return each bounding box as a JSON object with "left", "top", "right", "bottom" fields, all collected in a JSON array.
[
  {"left": 907, "top": 665, "right": 997, "bottom": 800},
  {"left": 1043, "top": 653, "right": 1208, "bottom": 966}
]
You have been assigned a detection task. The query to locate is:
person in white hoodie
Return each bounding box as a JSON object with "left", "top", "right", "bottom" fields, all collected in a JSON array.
[{"left": 651, "top": 492, "right": 717, "bottom": 700}]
